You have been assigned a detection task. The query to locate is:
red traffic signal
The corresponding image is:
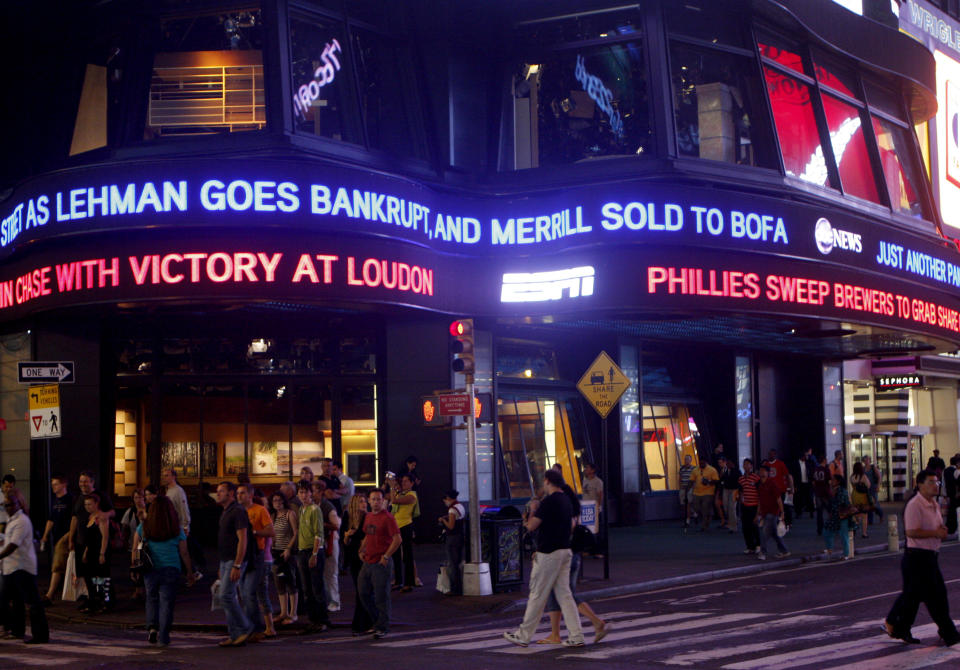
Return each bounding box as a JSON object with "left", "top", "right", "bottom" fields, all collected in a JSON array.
[{"left": 449, "top": 318, "right": 475, "bottom": 376}]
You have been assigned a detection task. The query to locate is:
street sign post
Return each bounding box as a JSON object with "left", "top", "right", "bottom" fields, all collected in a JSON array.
[
  {"left": 18, "top": 361, "right": 75, "bottom": 384},
  {"left": 578, "top": 351, "right": 632, "bottom": 580},
  {"left": 28, "top": 383, "right": 61, "bottom": 439}
]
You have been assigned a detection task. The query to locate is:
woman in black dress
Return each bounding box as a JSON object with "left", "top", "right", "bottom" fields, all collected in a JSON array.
[{"left": 78, "top": 493, "right": 111, "bottom": 613}]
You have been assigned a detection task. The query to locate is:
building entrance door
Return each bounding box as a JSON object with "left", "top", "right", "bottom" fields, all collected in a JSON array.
[{"left": 846, "top": 433, "right": 892, "bottom": 502}]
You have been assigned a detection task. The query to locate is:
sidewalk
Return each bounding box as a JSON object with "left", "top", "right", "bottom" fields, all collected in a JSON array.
[{"left": 43, "top": 505, "right": 907, "bottom": 632}]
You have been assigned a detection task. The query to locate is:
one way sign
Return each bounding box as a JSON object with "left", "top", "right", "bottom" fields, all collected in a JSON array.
[{"left": 18, "top": 361, "right": 75, "bottom": 384}]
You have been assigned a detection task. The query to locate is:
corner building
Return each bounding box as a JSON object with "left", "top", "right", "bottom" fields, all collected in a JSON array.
[{"left": 0, "top": 0, "right": 957, "bottom": 523}]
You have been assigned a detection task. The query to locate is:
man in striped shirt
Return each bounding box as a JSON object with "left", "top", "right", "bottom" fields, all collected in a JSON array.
[{"left": 738, "top": 459, "right": 761, "bottom": 555}]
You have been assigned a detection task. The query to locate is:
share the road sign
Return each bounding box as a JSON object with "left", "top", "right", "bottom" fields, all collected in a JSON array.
[
  {"left": 577, "top": 351, "right": 631, "bottom": 419},
  {"left": 18, "top": 361, "right": 75, "bottom": 384},
  {"left": 28, "top": 383, "right": 61, "bottom": 439}
]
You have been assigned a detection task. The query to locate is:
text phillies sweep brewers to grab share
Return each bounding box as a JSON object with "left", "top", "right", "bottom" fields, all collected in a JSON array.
[{"left": 646, "top": 266, "right": 960, "bottom": 333}]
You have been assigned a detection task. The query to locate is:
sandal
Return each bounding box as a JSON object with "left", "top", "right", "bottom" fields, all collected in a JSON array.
[{"left": 536, "top": 638, "right": 562, "bottom": 644}]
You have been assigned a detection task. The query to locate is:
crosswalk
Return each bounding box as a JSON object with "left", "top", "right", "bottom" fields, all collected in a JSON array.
[
  {"left": 0, "top": 629, "right": 221, "bottom": 667},
  {"left": 350, "top": 608, "right": 960, "bottom": 668}
]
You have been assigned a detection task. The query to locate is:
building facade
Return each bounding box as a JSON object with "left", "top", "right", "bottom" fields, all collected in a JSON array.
[{"left": 1, "top": 0, "right": 958, "bottom": 522}]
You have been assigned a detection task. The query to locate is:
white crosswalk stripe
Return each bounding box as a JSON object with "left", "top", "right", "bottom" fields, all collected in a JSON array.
[{"left": 362, "top": 608, "right": 960, "bottom": 670}]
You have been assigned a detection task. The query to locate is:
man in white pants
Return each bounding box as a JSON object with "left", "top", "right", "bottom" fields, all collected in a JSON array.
[{"left": 503, "top": 469, "right": 584, "bottom": 648}]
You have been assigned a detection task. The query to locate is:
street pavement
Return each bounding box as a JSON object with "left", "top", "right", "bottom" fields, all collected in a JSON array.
[
  {"left": 6, "top": 544, "right": 960, "bottom": 669},
  {"left": 6, "top": 503, "right": 956, "bottom": 669}
]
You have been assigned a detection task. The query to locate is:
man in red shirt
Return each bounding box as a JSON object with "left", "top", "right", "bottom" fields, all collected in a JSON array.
[
  {"left": 756, "top": 466, "right": 789, "bottom": 561},
  {"left": 357, "top": 489, "right": 401, "bottom": 639},
  {"left": 761, "top": 449, "right": 790, "bottom": 495}
]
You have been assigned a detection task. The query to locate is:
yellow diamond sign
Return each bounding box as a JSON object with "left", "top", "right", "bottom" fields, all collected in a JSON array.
[{"left": 577, "top": 351, "right": 631, "bottom": 419}]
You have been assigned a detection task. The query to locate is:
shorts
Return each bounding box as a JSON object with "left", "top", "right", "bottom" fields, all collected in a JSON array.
[
  {"left": 52, "top": 534, "right": 70, "bottom": 573},
  {"left": 679, "top": 487, "right": 694, "bottom": 505}
]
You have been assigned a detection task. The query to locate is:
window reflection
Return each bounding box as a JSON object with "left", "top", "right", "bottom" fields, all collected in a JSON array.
[
  {"left": 290, "top": 16, "right": 357, "bottom": 142},
  {"left": 763, "top": 67, "right": 832, "bottom": 186},
  {"left": 871, "top": 116, "right": 926, "bottom": 217},
  {"left": 642, "top": 403, "right": 704, "bottom": 491},
  {"left": 513, "top": 41, "right": 650, "bottom": 169},
  {"left": 821, "top": 94, "right": 880, "bottom": 203},
  {"left": 498, "top": 396, "right": 588, "bottom": 499},
  {"left": 670, "top": 44, "right": 775, "bottom": 167},
  {"left": 147, "top": 9, "right": 265, "bottom": 139}
]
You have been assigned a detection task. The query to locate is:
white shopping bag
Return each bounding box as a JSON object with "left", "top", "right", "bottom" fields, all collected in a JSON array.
[
  {"left": 62, "top": 550, "right": 89, "bottom": 601},
  {"left": 436, "top": 566, "right": 451, "bottom": 594},
  {"left": 210, "top": 579, "right": 223, "bottom": 611}
]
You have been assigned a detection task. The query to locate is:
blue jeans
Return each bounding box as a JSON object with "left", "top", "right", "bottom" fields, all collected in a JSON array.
[
  {"left": 145, "top": 566, "right": 180, "bottom": 644},
  {"left": 759, "top": 514, "right": 787, "bottom": 555},
  {"left": 824, "top": 519, "right": 851, "bottom": 557},
  {"left": 218, "top": 560, "right": 253, "bottom": 639},
  {"left": 358, "top": 561, "right": 392, "bottom": 633},
  {"left": 260, "top": 559, "right": 275, "bottom": 615},
  {"left": 241, "top": 551, "right": 265, "bottom": 634}
]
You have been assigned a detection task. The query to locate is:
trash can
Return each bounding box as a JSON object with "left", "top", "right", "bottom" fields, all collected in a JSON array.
[{"left": 479, "top": 506, "right": 524, "bottom": 592}]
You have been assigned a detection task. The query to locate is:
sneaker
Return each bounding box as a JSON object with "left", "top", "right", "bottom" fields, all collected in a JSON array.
[
  {"left": 776, "top": 552, "right": 791, "bottom": 558},
  {"left": 743, "top": 549, "right": 754, "bottom": 554},
  {"left": 148, "top": 629, "right": 158, "bottom": 644},
  {"left": 755, "top": 547, "right": 762, "bottom": 554},
  {"left": 842, "top": 555, "right": 852, "bottom": 561},
  {"left": 327, "top": 603, "right": 341, "bottom": 612},
  {"left": 757, "top": 553, "right": 767, "bottom": 561},
  {"left": 373, "top": 630, "right": 388, "bottom": 640},
  {"left": 503, "top": 631, "right": 528, "bottom": 647},
  {"left": 564, "top": 639, "right": 585, "bottom": 647}
]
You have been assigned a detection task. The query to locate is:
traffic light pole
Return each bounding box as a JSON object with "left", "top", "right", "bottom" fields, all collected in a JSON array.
[{"left": 465, "top": 377, "right": 481, "bottom": 565}]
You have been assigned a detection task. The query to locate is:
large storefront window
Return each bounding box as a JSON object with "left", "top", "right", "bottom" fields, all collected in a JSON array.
[
  {"left": 497, "top": 395, "right": 590, "bottom": 499},
  {"left": 820, "top": 94, "right": 881, "bottom": 204},
  {"left": 147, "top": 8, "right": 266, "bottom": 138},
  {"left": 642, "top": 403, "right": 704, "bottom": 491},
  {"left": 510, "top": 9, "right": 650, "bottom": 169},
  {"left": 113, "top": 324, "right": 380, "bottom": 489},
  {"left": 290, "top": 15, "right": 357, "bottom": 142}
]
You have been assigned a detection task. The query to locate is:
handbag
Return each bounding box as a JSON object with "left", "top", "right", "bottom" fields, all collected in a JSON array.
[
  {"left": 130, "top": 539, "right": 154, "bottom": 581},
  {"left": 776, "top": 520, "right": 788, "bottom": 537},
  {"left": 436, "top": 566, "right": 451, "bottom": 594},
  {"left": 839, "top": 504, "right": 859, "bottom": 519}
]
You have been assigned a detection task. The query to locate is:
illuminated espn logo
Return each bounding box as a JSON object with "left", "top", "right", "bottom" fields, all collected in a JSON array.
[
  {"left": 500, "top": 266, "right": 595, "bottom": 303},
  {"left": 814, "top": 217, "right": 862, "bottom": 255}
]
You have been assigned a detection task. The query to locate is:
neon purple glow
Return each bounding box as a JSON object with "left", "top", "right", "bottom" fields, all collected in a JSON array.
[{"left": 293, "top": 39, "right": 342, "bottom": 119}]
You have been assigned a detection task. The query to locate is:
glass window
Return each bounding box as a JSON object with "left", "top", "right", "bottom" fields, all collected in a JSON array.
[
  {"left": 865, "top": 82, "right": 905, "bottom": 121},
  {"left": 822, "top": 94, "right": 880, "bottom": 203},
  {"left": 290, "top": 16, "right": 359, "bottom": 142},
  {"left": 342, "top": 385, "right": 379, "bottom": 486},
  {"left": 160, "top": 383, "right": 202, "bottom": 478},
  {"left": 518, "top": 8, "right": 640, "bottom": 45},
  {"left": 205, "top": 384, "right": 246, "bottom": 476},
  {"left": 291, "top": 385, "right": 332, "bottom": 479},
  {"left": 642, "top": 403, "right": 704, "bottom": 491},
  {"left": 757, "top": 35, "right": 806, "bottom": 76},
  {"left": 735, "top": 356, "right": 753, "bottom": 469},
  {"left": 664, "top": 0, "right": 750, "bottom": 48},
  {"left": 513, "top": 41, "right": 650, "bottom": 169},
  {"left": 353, "top": 29, "right": 426, "bottom": 159},
  {"left": 763, "top": 67, "right": 831, "bottom": 186},
  {"left": 248, "top": 384, "right": 290, "bottom": 476},
  {"left": 497, "top": 395, "right": 589, "bottom": 498},
  {"left": 871, "top": 116, "right": 927, "bottom": 217},
  {"left": 670, "top": 43, "right": 776, "bottom": 167},
  {"left": 495, "top": 340, "right": 560, "bottom": 380},
  {"left": 147, "top": 9, "right": 265, "bottom": 139},
  {"left": 812, "top": 53, "right": 859, "bottom": 99}
]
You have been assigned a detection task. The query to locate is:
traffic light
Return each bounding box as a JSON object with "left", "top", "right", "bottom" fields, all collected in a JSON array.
[{"left": 449, "top": 318, "right": 475, "bottom": 376}]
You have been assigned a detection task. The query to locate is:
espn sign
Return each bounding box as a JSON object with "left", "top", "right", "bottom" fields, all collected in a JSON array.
[{"left": 500, "top": 266, "right": 595, "bottom": 303}]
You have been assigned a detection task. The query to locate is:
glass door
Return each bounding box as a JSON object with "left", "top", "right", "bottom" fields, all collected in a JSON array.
[
  {"left": 875, "top": 436, "right": 891, "bottom": 502},
  {"left": 908, "top": 436, "right": 923, "bottom": 489},
  {"left": 497, "top": 394, "right": 590, "bottom": 499}
]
